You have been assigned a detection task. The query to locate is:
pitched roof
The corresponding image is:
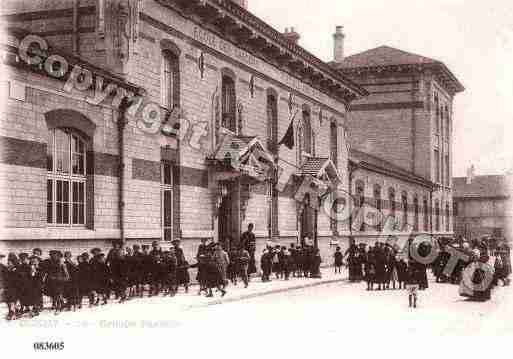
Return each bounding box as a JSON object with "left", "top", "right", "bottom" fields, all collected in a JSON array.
[
  {"left": 349, "top": 149, "right": 433, "bottom": 188},
  {"left": 333, "top": 46, "right": 437, "bottom": 69},
  {"left": 331, "top": 45, "right": 464, "bottom": 94},
  {"left": 300, "top": 157, "right": 330, "bottom": 176},
  {"left": 453, "top": 175, "right": 511, "bottom": 199}
]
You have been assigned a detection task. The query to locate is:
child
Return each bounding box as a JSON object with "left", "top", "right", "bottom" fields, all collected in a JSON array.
[
  {"left": 91, "top": 252, "right": 110, "bottom": 305},
  {"left": 311, "top": 249, "right": 322, "bottom": 278},
  {"left": 364, "top": 254, "right": 376, "bottom": 291},
  {"left": 77, "top": 253, "right": 93, "bottom": 308},
  {"left": 4, "top": 253, "right": 20, "bottom": 320},
  {"left": 63, "top": 251, "right": 79, "bottom": 311},
  {"left": 260, "top": 249, "right": 272, "bottom": 282},
  {"left": 282, "top": 249, "right": 292, "bottom": 281},
  {"left": 334, "top": 246, "right": 343, "bottom": 274},
  {"left": 405, "top": 261, "right": 420, "bottom": 309},
  {"left": 396, "top": 255, "right": 408, "bottom": 290}
]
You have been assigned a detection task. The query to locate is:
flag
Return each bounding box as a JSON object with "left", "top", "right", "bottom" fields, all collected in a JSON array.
[
  {"left": 278, "top": 110, "right": 298, "bottom": 150},
  {"left": 288, "top": 93, "right": 294, "bottom": 112}
]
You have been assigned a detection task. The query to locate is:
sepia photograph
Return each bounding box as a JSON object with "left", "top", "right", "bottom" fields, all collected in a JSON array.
[{"left": 0, "top": 0, "right": 512, "bottom": 357}]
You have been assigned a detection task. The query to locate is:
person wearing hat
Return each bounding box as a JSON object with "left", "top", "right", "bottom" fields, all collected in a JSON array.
[
  {"left": 89, "top": 252, "right": 110, "bottom": 305},
  {"left": 344, "top": 239, "right": 359, "bottom": 282},
  {"left": 45, "top": 250, "right": 70, "bottom": 314},
  {"left": 131, "top": 244, "right": 145, "bottom": 298},
  {"left": 260, "top": 248, "right": 272, "bottom": 282},
  {"left": 150, "top": 241, "right": 162, "bottom": 257},
  {"left": 164, "top": 248, "right": 178, "bottom": 296},
  {"left": 241, "top": 223, "right": 257, "bottom": 275},
  {"left": 63, "top": 251, "right": 79, "bottom": 311},
  {"left": 77, "top": 252, "right": 93, "bottom": 308},
  {"left": 141, "top": 244, "right": 153, "bottom": 296},
  {"left": 3, "top": 253, "right": 20, "bottom": 320},
  {"left": 213, "top": 242, "right": 229, "bottom": 289},
  {"left": 17, "top": 252, "right": 33, "bottom": 315},
  {"left": 172, "top": 239, "right": 190, "bottom": 293}
]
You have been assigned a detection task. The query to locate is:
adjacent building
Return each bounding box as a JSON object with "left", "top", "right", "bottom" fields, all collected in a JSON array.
[
  {"left": 453, "top": 170, "right": 512, "bottom": 241},
  {"left": 329, "top": 31, "right": 464, "bottom": 243}
]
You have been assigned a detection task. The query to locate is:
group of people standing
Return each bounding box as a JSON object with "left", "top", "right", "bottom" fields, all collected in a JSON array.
[
  {"left": 260, "top": 241, "right": 322, "bottom": 282},
  {"left": 0, "top": 239, "right": 191, "bottom": 320},
  {"left": 340, "top": 241, "right": 429, "bottom": 292}
]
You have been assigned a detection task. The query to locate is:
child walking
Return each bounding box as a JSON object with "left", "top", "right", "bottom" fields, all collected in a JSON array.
[
  {"left": 405, "top": 261, "right": 420, "bottom": 309},
  {"left": 334, "top": 246, "right": 343, "bottom": 274}
]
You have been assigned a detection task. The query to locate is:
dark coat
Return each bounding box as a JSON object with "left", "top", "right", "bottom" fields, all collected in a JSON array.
[
  {"left": 45, "top": 260, "right": 70, "bottom": 297},
  {"left": 90, "top": 259, "right": 110, "bottom": 294},
  {"left": 3, "top": 265, "right": 20, "bottom": 303},
  {"left": 77, "top": 261, "right": 92, "bottom": 294}
]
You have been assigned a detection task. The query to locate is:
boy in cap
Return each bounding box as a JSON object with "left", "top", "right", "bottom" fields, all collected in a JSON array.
[
  {"left": 173, "top": 239, "right": 190, "bottom": 293},
  {"left": 63, "top": 251, "right": 79, "bottom": 311},
  {"left": 334, "top": 246, "right": 343, "bottom": 274},
  {"left": 260, "top": 249, "right": 272, "bottom": 282},
  {"left": 131, "top": 245, "right": 145, "bottom": 298},
  {"left": 90, "top": 251, "right": 110, "bottom": 305},
  {"left": 77, "top": 253, "right": 93, "bottom": 308},
  {"left": 141, "top": 244, "right": 153, "bottom": 297},
  {"left": 17, "top": 252, "right": 32, "bottom": 315},
  {"left": 4, "top": 253, "right": 20, "bottom": 320}
]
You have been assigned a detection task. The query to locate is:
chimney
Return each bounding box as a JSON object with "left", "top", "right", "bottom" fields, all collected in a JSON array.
[
  {"left": 283, "top": 27, "right": 300, "bottom": 44},
  {"left": 466, "top": 164, "right": 475, "bottom": 184},
  {"left": 230, "top": 0, "right": 248, "bottom": 9},
  {"left": 333, "top": 25, "right": 345, "bottom": 63}
]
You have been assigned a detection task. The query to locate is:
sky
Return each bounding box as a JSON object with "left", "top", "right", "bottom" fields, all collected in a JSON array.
[{"left": 248, "top": 0, "right": 513, "bottom": 177}]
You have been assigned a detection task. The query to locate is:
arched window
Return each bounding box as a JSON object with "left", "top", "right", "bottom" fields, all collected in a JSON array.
[
  {"left": 445, "top": 203, "right": 450, "bottom": 232},
  {"left": 161, "top": 161, "right": 174, "bottom": 242},
  {"left": 266, "top": 90, "right": 279, "bottom": 237},
  {"left": 301, "top": 106, "right": 312, "bottom": 156},
  {"left": 435, "top": 200, "right": 440, "bottom": 232},
  {"left": 388, "top": 187, "right": 396, "bottom": 229},
  {"left": 161, "top": 49, "right": 180, "bottom": 110},
  {"left": 47, "top": 128, "right": 86, "bottom": 226},
  {"left": 221, "top": 73, "right": 237, "bottom": 133},
  {"left": 401, "top": 191, "right": 408, "bottom": 232},
  {"left": 266, "top": 90, "right": 278, "bottom": 153},
  {"left": 413, "top": 196, "right": 419, "bottom": 232},
  {"left": 423, "top": 197, "right": 429, "bottom": 231},
  {"left": 355, "top": 180, "right": 365, "bottom": 232},
  {"left": 330, "top": 120, "right": 338, "bottom": 167},
  {"left": 374, "top": 185, "right": 382, "bottom": 232}
]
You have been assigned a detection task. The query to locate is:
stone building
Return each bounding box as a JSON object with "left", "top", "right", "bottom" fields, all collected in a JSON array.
[
  {"left": 0, "top": 0, "right": 367, "bottom": 261},
  {"left": 329, "top": 28, "right": 465, "bottom": 243},
  {"left": 453, "top": 170, "right": 512, "bottom": 242}
]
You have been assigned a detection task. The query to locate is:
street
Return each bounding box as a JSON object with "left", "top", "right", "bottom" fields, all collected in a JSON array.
[{"left": 4, "top": 275, "right": 513, "bottom": 340}]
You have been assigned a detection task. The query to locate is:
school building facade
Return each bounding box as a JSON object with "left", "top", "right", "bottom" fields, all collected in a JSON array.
[{"left": 0, "top": 0, "right": 465, "bottom": 264}]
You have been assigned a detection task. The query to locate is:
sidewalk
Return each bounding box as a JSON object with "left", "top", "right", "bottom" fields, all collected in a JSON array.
[{"left": 0, "top": 267, "right": 349, "bottom": 321}]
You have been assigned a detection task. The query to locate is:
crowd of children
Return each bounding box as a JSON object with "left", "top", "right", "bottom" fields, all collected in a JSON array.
[
  {"left": 0, "top": 239, "right": 194, "bottom": 320},
  {"left": 260, "top": 241, "right": 322, "bottom": 282},
  {"left": 0, "top": 236, "right": 329, "bottom": 320}
]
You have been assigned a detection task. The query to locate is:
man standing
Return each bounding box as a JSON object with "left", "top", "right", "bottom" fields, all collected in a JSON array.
[{"left": 241, "top": 223, "right": 257, "bottom": 275}]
